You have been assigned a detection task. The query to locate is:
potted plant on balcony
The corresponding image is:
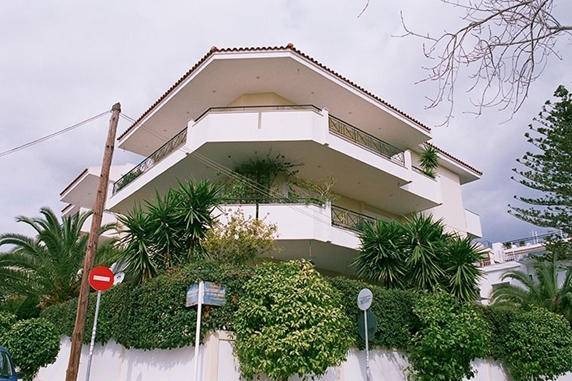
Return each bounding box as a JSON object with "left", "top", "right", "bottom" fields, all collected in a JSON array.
[{"left": 420, "top": 143, "right": 439, "bottom": 179}]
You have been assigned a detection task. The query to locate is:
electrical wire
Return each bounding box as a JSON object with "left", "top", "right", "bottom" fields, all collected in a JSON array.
[
  {"left": 0, "top": 110, "right": 110, "bottom": 158},
  {"left": 131, "top": 123, "right": 334, "bottom": 227}
]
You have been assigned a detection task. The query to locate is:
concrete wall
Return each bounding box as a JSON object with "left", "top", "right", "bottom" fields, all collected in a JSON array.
[{"left": 35, "top": 332, "right": 572, "bottom": 381}]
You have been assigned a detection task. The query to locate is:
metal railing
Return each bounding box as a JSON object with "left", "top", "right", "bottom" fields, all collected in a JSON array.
[
  {"left": 112, "top": 128, "right": 188, "bottom": 195},
  {"left": 331, "top": 205, "right": 376, "bottom": 231},
  {"left": 328, "top": 115, "right": 405, "bottom": 166},
  {"left": 502, "top": 232, "right": 568, "bottom": 250},
  {"left": 195, "top": 104, "right": 322, "bottom": 122}
]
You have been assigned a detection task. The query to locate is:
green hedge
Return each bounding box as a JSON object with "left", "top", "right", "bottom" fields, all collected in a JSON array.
[
  {"left": 40, "top": 261, "right": 572, "bottom": 381},
  {"left": 328, "top": 277, "right": 419, "bottom": 350},
  {"left": 42, "top": 260, "right": 254, "bottom": 350}
]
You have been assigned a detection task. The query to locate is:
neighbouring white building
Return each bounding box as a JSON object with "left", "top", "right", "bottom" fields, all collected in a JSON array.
[
  {"left": 60, "top": 44, "right": 483, "bottom": 276},
  {"left": 478, "top": 232, "right": 570, "bottom": 304}
]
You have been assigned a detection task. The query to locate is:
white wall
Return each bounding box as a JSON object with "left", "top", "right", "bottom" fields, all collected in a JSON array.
[{"left": 36, "top": 332, "right": 572, "bottom": 381}]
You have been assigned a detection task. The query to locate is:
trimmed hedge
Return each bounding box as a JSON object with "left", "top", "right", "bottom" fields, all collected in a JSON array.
[
  {"left": 40, "top": 261, "right": 572, "bottom": 381},
  {"left": 42, "top": 260, "right": 254, "bottom": 349}
]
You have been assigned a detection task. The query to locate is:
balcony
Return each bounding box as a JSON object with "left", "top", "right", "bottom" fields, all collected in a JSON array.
[
  {"left": 328, "top": 115, "right": 405, "bottom": 167},
  {"left": 112, "top": 128, "right": 187, "bottom": 195},
  {"left": 110, "top": 105, "right": 440, "bottom": 216}
]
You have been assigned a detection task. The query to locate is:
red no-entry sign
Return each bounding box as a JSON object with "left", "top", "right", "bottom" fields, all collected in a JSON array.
[{"left": 89, "top": 266, "right": 114, "bottom": 292}]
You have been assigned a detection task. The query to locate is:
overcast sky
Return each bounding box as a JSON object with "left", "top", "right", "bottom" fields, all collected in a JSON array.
[{"left": 1, "top": 1, "right": 571, "bottom": 245}]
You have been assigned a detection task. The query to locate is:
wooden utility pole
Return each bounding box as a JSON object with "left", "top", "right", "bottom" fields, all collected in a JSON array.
[{"left": 65, "top": 103, "right": 121, "bottom": 381}]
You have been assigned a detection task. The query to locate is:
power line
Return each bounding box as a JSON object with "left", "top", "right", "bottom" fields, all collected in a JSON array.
[
  {"left": 0, "top": 110, "right": 110, "bottom": 159},
  {"left": 133, "top": 124, "right": 334, "bottom": 227}
]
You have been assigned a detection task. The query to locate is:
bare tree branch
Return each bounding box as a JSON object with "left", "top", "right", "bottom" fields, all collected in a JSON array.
[{"left": 400, "top": 0, "right": 572, "bottom": 125}]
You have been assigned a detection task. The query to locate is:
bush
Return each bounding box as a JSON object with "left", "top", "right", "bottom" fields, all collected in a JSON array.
[
  {"left": 407, "top": 292, "right": 490, "bottom": 381},
  {"left": 0, "top": 312, "right": 16, "bottom": 342},
  {"left": 234, "top": 260, "right": 353, "bottom": 381},
  {"left": 42, "top": 260, "right": 254, "bottom": 350},
  {"left": 4, "top": 318, "right": 60, "bottom": 381},
  {"left": 328, "top": 277, "right": 419, "bottom": 350},
  {"left": 497, "top": 306, "right": 572, "bottom": 381}
]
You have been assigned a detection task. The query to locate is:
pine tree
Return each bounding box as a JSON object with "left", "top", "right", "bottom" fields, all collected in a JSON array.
[{"left": 509, "top": 85, "right": 572, "bottom": 235}]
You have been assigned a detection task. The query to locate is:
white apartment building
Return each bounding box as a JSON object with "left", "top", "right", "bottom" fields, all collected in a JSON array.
[{"left": 60, "top": 44, "right": 482, "bottom": 276}]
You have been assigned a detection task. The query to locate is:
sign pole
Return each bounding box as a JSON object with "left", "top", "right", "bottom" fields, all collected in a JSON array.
[
  {"left": 364, "top": 309, "right": 371, "bottom": 381},
  {"left": 357, "top": 288, "right": 373, "bottom": 381},
  {"left": 193, "top": 280, "right": 204, "bottom": 381},
  {"left": 84, "top": 291, "right": 102, "bottom": 381}
]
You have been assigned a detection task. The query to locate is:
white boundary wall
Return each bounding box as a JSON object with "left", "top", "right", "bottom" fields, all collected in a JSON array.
[{"left": 36, "top": 332, "right": 572, "bottom": 381}]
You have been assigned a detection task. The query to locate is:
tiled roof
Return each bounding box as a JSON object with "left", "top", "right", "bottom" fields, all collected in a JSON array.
[
  {"left": 117, "top": 44, "right": 480, "bottom": 175},
  {"left": 429, "top": 143, "right": 482, "bottom": 176},
  {"left": 117, "top": 44, "right": 431, "bottom": 140},
  {"left": 59, "top": 168, "right": 88, "bottom": 196}
]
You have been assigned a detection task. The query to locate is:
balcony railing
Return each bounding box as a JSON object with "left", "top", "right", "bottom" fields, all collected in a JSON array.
[
  {"left": 112, "top": 128, "right": 187, "bottom": 195},
  {"left": 195, "top": 104, "right": 322, "bottom": 122},
  {"left": 331, "top": 205, "right": 376, "bottom": 231},
  {"left": 328, "top": 115, "right": 405, "bottom": 166}
]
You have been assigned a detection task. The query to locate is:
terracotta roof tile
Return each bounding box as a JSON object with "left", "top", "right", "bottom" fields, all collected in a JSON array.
[
  {"left": 117, "top": 44, "right": 431, "bottom": 140},
  {"left": 428, "top": 143, "right": 482, "bottom": 176},
  {"left": 118, "top": 44, "right": 480, "bottom": 175}
]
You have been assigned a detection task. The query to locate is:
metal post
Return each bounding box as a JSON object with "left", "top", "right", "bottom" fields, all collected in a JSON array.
[
  {"left": 85, "top": 291, "right": 102, "bottom": 381},
  {"left": 194, "top": 281, "right": 204, "bottom": 381},
  {"left": 364, "top": 309, "right": 371, "bottom": 381}
]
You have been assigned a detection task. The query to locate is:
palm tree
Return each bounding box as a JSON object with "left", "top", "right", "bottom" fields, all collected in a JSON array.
[
  {"left": 0, "top": 207, "right": 115, "bottom": 308},
  {"left": 352, "top": 213, "right": 484, "bottom": 302},
  {"left": 174, "top": 178, "right": 222, "bottom": 259},
  {"left": 441, "top": 235, "right": 485, "bottom": 302},
  {"left": 113, "top": 178, "right": 222, "bottom": 284},
  {"left": 402, "top": 213, "right": 447, "bottom": 293},
  {"left": 352, "top": 219, "right": 408, "bottom": 288},
  {"left": 115, "top": 205, "right": 158, "bottom": 285},
  {"left": 491, "top": 256, "right": 572, "bottom": 322}
]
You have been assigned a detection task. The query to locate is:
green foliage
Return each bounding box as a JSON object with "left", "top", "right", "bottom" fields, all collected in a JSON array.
[
  {"left": 233, "top": 260, "right": 353, "bottom": 381},
  {"left": 229, "top": 152, "right": 302, "bottom": 202},
  {"left": 0, "top": 295, "right": 41, "bottom": 320},
  {"left": 288, "top": 175, "right": 339, "bottom": 206},
  {"left": 0, "top": 207, "right": 115, "bottom": 308},
  {"left": 202, "top": 208, "right": 280, "bottom": 265},
  {"left": 496, "top": 306, "right": 572, "bottom": 381},
  {"left": 491, "top": 256, "right": 572, "bottom": 323},
  {"left": 510, "top": 85, "right": 572, "bottom": 235},
  {"left": 42, "top": 260, "right": 253, "bottom": 350},
  {"left": 328, "top": 277, "right": 419, "bottom": 350},
  {"left": 115, "top": 178, "right": 222, "bottom": 284},
  {"left": 419, "top": 144, "right": 439, "bottom": 178},
  {"left": 0, "top": 312, "right": 16, "bottom": 342},
  {"left": 38, "top": 260, "right": 572, "bottom": 381},
  {"left": 3, "top": 318, "right": 60, "bottom": 381},
  {"left": 407, "top": 292, "right": 490, "bottom": 381},
  {"left": 353, "top": 214, "right": 485, "bottom": 301}
]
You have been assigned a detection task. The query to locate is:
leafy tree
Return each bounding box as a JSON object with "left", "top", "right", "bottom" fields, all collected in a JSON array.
[
  {"left": 3, "top": 318, "right": 60, "bottom": 381},
  {"left": 400, "top": 0, "right": 572, "bottom": 123},
  {"left": 352, "top": 214, "right": 485, "bottom": 301},
  {"left": 510, "top": 85, "right": 572, "bottom": 235},
  {"left": 407, "top": 292, "right": 490, "bottom": 381},
  {"left": 0, "top": 207, "right": 115, "bottom": 308},
  {"left": 233, "top": 260, "right": 353, "bottom": 381},
  {"left": 202, "top": 208, "right": 280, "bottom": 265},
  {"left": 491, "top": 256, "right": 572, "bottom": 322}
]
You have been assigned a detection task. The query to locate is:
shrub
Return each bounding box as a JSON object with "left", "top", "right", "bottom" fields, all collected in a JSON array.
[
  {"left": 407, "top": 292, "right": 490, "bottom": 381},
  {"left": 498, "top": 306, "right": 572, "bottom": 381},
  {"left": 4, "top": 318, "right": 60, "bottom": 381},
  {"left": 234, "top": 260, "right": 353, "bottom": 381}
]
